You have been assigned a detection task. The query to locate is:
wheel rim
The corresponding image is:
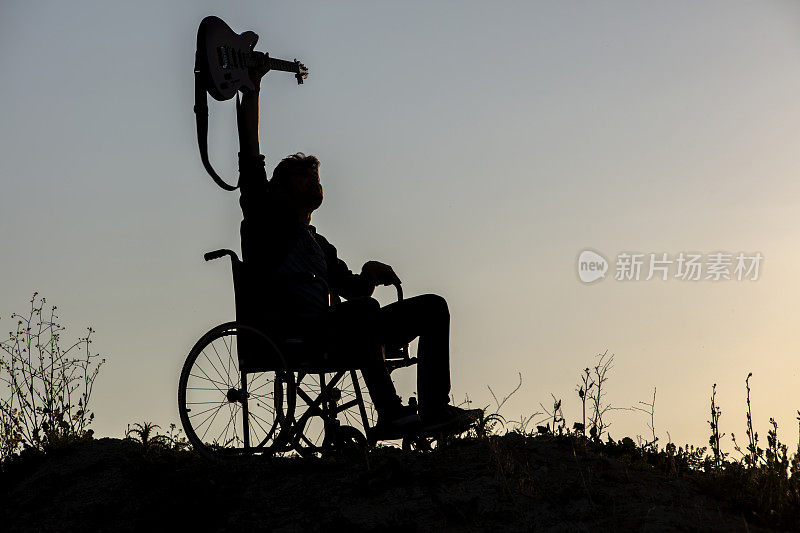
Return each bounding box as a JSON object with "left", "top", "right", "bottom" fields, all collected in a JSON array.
[{"left": 179, "top": 323, "right": 294, "bottom": 458}]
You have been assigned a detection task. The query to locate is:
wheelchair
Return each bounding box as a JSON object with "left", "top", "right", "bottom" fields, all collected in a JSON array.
[{"left": 177, "top": 248, "right": 419, "bottom": 460}]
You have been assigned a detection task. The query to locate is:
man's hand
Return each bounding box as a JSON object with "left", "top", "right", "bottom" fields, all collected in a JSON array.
[
  {"left": 361, "top": 261, "right": 401, "bottom": 287},
  {"left": 247, "top": 52, "right": 270, "bottom": 90}
]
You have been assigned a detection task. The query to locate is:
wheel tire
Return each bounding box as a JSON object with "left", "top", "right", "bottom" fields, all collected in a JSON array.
[
  {"left": 322, "top": 424, "right": 369, "bottom": 459},
  {"left": 178, "top": 322, "right": 295, "bottom": 460},
  {"left": 402, "top": 435, "right": 433, "bottom": 452}
]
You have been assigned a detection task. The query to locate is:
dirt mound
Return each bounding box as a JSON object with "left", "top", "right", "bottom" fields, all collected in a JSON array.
[{"left": 0, "top": 435, "right": 778, "bottom": 531}]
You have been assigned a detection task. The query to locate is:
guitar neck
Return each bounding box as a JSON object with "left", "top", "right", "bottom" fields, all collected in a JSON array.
[
  {"left": 268, "top": 57, "right": 300, "bottom": 73},
  {"left": 244, "top": 51, "right": 307, "bottom": 84}
]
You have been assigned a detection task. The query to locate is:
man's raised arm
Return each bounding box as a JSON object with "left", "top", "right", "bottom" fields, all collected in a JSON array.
[
  {"left": 237, "top": 63, "right": 272, "bottom": 266},
  {"left": 236, "top": 61, "right": 269, "bottom": 157}
]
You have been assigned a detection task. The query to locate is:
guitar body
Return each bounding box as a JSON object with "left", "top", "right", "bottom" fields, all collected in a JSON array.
[{"left": 196, "top": 16, "right": 259, "bottom": 101}]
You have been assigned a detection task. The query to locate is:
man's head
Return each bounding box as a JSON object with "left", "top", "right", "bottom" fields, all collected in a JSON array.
[{"left": 269, "top": 153, "right": 323, "bottom": 218}]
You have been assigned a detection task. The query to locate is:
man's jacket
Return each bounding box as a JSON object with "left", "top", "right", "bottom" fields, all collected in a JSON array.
[{"left": 237, "top": 154, "right": 374, "bottom": 332}]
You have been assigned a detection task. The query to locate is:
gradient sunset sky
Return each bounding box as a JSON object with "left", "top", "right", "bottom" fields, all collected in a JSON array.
[{"left": 2, "top": 0, "right": 800, "bottom": 451}]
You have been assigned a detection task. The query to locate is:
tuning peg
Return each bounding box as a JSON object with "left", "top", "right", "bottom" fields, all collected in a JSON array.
[{"left": 294, "top": 59, "right": 309, "bottom": 84}]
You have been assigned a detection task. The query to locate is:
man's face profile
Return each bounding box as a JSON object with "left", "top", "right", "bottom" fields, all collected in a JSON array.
[{"left": 289, "top": 167, "right": 323, "bottom": 211}]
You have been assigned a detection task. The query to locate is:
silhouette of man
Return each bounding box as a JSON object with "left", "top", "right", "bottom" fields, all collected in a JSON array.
[{"left": 236, "top": 64, "right": 479, "bottom": 439}]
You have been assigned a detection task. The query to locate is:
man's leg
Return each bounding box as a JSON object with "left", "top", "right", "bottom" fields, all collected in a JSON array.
[
  {"left": 376, "top": 294, "right": 452, "bottom": 412},
  {"left": 321, "top": 297, "right": 402, "bottom": 413}
]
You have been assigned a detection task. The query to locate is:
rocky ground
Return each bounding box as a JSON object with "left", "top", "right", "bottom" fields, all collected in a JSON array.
[{"left": 0, "top": 434, "right": 789, "bottom": 532}]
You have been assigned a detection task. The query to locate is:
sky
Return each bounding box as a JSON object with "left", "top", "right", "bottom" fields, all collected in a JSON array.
[{"left": 2, "top": 0, "right": 800, "bottom": 453}]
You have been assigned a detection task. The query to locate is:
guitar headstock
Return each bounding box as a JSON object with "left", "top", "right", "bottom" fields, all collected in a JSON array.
[{"left": 294, "top": 60, "right": 309, "bottom": 85}]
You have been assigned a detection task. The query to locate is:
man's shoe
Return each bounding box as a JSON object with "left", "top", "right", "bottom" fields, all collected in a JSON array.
[
  {"left": 419, "top": 405, "right": 483, "bottom": 435},
  {"left": 367, "top": 404, "right": 421, "bottom": 442}
]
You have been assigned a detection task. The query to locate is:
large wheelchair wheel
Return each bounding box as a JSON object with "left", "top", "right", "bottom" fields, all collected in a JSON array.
[{"left": 178, "top": 322, "right": 295, "bottom": 459}]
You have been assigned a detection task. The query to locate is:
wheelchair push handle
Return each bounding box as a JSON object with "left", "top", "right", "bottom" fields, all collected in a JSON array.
[
  {"left": 204, "top": 249, "right": 240, "bottom": 263},
  {"left": 393, "top": 282, "right": 403, "bottom": 301}
]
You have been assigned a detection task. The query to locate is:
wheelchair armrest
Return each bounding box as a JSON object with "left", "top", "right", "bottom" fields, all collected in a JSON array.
[
  {"left": 204, "top": 249, "right": 240, "bottom": 263},
  {"left": 386, "top": 356, "right": 417, "bottom": 373},
  {"left": 383, "top": 343, "right": 409, "bottom": 360},
  {"left": 379, "top": 283, "right": 411, "bottom": 365}
]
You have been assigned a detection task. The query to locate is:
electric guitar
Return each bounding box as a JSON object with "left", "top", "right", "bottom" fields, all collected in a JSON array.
[{"left": 194, "top": 16, "right": 309, "bottom": 190}]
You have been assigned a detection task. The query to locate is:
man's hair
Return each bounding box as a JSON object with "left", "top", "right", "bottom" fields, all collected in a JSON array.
[{"left": 269, "top": 152, "right": 320, "bottom": 191}]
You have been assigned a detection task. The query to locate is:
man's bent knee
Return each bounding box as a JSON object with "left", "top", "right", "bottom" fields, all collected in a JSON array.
[{"left": 417, "top": 293, "right": 449, "bottom": 320}]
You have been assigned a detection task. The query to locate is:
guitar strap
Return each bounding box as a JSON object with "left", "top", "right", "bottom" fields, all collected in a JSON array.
[{"left": 194, "top": 53, "right": 238, "bottom": 191}]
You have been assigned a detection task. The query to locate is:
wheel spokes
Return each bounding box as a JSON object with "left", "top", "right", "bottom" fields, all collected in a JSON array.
[{"left": 182, "top": 329, "right": 290, "bottom": 456}]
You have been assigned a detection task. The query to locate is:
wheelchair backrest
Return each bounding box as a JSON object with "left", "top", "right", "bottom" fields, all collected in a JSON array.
[
  {"left": 229, "top": 256, "right": 287, "bottom": 371},
  {"left": 205, "top": 249, "right": 334, "bottom": 371}
]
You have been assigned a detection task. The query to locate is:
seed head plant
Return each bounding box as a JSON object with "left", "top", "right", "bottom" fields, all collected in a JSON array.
[
  {"left": 707, "top": 383, "right": 727, "bottom": 469},
  {"left": 0, "top": 293, "right": 105, "bottom": 459}
]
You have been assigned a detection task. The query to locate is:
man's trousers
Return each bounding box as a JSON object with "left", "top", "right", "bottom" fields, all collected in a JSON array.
[{"left": 315, "top": 293, "right": 452, "bottom": 414}]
